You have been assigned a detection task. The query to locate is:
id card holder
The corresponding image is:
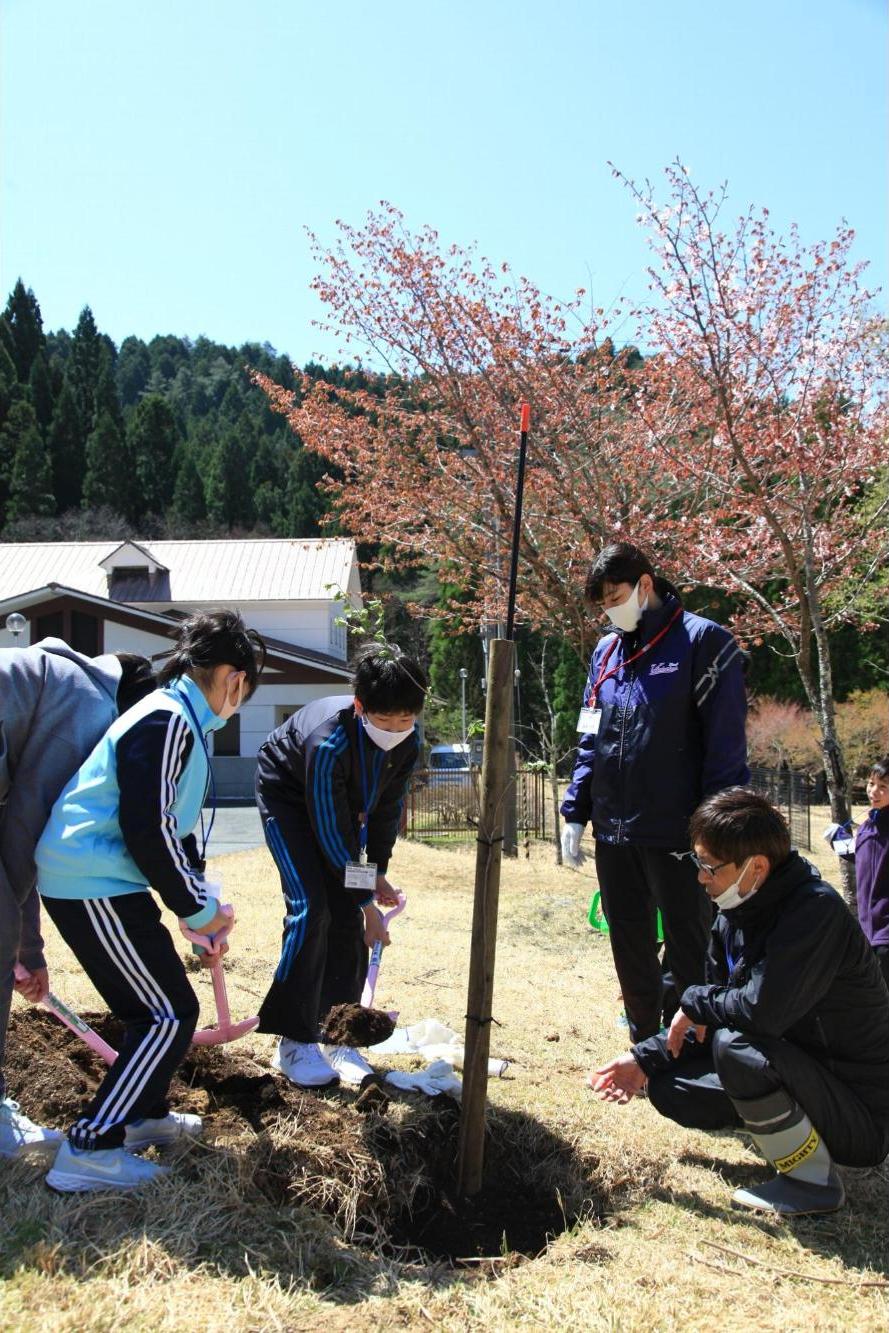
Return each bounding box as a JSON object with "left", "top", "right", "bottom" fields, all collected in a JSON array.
[
  {"left": 576, "top": 707, "right": 601, "bottom": 734},
  {"left": 345, "top": 858, "right": 377, "bottom": 891}
]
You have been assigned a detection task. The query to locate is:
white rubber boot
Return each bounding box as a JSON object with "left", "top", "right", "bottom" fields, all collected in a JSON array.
[{"left": 729, "top": 1089, "right": 845, "bottom": 1215}]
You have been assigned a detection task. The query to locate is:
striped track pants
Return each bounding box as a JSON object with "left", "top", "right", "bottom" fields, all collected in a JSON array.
[
  {"left": 255, "top": 791, "right": 368, "bottom": 1043},
  {"left": 40, "top": 892, "right": 199, "bottom": 1150}
]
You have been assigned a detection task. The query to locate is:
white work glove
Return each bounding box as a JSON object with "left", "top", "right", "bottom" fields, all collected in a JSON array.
[
  {"left": 822, "top": 823, "right": 854, "bottom": 859},
  {"left": 561, "top": 822, "right": 586, "bottom": 868}
]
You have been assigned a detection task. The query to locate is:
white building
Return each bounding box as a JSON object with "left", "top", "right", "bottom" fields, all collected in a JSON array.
[{"left": 0, "top": 537, "right": 362, "bottom": 797}]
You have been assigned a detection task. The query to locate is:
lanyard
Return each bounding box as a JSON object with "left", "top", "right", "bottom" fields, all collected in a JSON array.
[
  {"left": 585, "top": 605, "right": 684, "bottom": 708},
  {"left": 357, "top": 721, "right": 371, "bottom": 855},
  {"left": 725, "top": 929, "right": 738, "bottom": 977},
  {"left": 177, "top": 689, "right": 217, "bottom": 862}
]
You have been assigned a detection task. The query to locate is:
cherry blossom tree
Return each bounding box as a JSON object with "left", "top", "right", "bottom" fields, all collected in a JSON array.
[
  {"left": 257, "top": 180, "right": 887, "bottom": 901},
  {"left": 254, "top": 206, "right": 690, "bottom": 663},
  {"left": 620, "top": 163, "right": 888, "bottom": 889}
]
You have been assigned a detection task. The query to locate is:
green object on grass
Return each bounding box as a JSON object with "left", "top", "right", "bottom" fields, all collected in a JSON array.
[{"left": 588, "top": 891, "right": 664, "bottom": 943}]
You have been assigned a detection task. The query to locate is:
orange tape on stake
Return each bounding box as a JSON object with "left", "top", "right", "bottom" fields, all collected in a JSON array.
[{"left": 520, "top": 402, "right": 531, "bottom": 432}]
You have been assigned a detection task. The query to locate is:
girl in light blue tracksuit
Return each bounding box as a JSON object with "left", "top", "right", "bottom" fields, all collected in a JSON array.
[{"left": 35, "top": 611, "right": 265, "bottom": 1193}]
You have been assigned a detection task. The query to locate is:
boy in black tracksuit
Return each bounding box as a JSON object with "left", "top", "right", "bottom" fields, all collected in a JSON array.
[{"left": 257, "top": 647, "right": 426, "bottom": 1089}]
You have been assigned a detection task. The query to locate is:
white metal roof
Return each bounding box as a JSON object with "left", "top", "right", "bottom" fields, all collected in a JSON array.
[{"left": 0, "top": 539, "right": 359, "bottom": 603}]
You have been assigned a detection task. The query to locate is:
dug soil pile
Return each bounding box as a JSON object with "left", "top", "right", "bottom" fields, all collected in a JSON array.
[
  {"left": 319, "top": 1002, "right": 396, "bottom": 1047},
  {"left": 7, "top": 1009, "right": 604, "bottom": 1264}
]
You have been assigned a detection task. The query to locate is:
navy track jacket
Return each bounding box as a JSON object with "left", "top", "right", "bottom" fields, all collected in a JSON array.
[
  {"left": 256, "top": 695, "right": 419, "bottom": 878},
  {"left": 561, "top": 591, "right": 749, "bottom": 847}
]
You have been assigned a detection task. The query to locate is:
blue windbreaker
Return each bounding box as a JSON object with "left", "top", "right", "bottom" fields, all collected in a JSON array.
[{"left": 561, "top": 592, "right": 749, "bottom": 847}]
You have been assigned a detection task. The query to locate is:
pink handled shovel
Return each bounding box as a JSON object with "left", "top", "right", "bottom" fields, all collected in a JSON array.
[
  {"left": 178, "top": 905, "right": 260, "bottom": 1046},
  {"left": 14, "top": 962, "right": 118, "bottom": 1065},
  {"left": 360, "top": 893, "right": 406, "bottom": 1009}
]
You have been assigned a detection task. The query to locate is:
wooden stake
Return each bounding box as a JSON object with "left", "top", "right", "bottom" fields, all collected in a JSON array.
[{"left": 456, "top": 636, "right": 515, "bottom": 1197}]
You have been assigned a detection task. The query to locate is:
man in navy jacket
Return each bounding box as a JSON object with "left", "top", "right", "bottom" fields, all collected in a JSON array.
[{"left": 561, "top": 542, "right": 748, "bottom": 1043}]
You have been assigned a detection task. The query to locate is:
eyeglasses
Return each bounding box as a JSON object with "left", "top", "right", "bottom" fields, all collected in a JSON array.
[{"left": 683, "top": 851, "right": 732, "bottom": 879}]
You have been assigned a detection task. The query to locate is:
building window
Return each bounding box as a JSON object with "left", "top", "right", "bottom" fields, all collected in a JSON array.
[
  {"left": 35, "top": 611, "right": 64, "bottom": 641},
  {"left": 275, "top": 705, "right": 301, "bottom": 728},
  {"left": 71, "top": 611, "right": 100, "bottom": 656},
  {"left": 213, "top": 715, "right": 241, "bottom": 756}
]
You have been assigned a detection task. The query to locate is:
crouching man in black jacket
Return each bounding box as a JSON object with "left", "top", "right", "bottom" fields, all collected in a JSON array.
[{"left": 592, "top": 788, "right": 889, "bottom": 1215}]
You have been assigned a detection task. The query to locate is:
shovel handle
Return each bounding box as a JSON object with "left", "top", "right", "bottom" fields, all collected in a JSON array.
[
  {"left": 361, "top": 893, "right": 406, "bottom": 1008},
  {"left": 14, "top": 963, "right": 118, "bottom": 1065}
]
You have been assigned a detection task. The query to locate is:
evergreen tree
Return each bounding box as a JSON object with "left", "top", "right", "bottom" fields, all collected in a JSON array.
[
  {"left": 0, "top": 340, "right": 16, "bottom": 433},
  {"left": 128, "top": 394, "right": 180, "bottom": 518},
  {"left": 4, "top": 401, "right": 55, "bottom": 522},
  {"left": 3, "top": 279, "right": 45, "bottom": 382},
  {"left": 116, "top": 335, "right": 151, "bottom": 407},
  {"left": 170, "top": 442, "right": 207, "bottom": 525},
  {"left": 283, "top": 444, "right": 330, "bottom": 536},
  {"left": 82, "top": 411, "right": 132, "bottom": 515},
  {"left": 204, "top": 420, "right": 255, "bottom": 528},
  {"left": 48, "top": 378, "right": 86, "bottom": 511},
  {"left": 28, "top": 351, "right": 55, "bottom": 436},
  {"left": 94, "top": 349, "right": 125, "bottom": 435},
  {"left": 70, "top": 306, "right": 102, "bottom": 434}
]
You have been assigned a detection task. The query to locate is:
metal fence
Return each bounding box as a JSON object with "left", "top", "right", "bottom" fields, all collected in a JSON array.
[
  {"left": 748, "top": 764, "right": 812, "bottom": 850},
  {"left": 403, "top": 768, "right": 549, "bottom": 842}
]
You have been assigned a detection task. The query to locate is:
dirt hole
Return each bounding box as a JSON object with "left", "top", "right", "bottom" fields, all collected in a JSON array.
[{"left": 7, "top": 1009, "right": 604, "bottom": 1264}]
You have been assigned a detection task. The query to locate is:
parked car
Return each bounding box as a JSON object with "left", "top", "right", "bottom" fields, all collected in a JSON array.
[{"left": 427, "top": 743, "right": 470, "bottom": 786}]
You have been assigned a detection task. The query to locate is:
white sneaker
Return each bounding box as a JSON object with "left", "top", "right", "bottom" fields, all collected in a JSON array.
[
  {"left": 271, "top": 1039, "right": 339, "bottom": 1088},
  {"left": 0, "top": 1098, "right": 64, "bottom": 1160},
  {"left": 125, "top": 1112, "right": 203, "bottom": 1151},
  {"left": 46, "top": 1141, "right": 169, "bottom": 1193},
  {"left": 321, "top": 1045, "right": 374, "bottom": 1086}
]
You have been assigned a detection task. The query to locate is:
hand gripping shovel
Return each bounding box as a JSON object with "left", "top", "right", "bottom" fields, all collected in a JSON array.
[
  {"left": 179, "top": 905, "right": 259, "bottom": 1046},
  {"left": 360, "top": 893, "right": 406, "bottom": 1010},
  {"left": 13, "top": 962, "right": 118, "bottom": 1066}
]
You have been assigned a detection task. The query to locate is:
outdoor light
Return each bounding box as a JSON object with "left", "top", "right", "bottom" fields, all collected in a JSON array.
[{"left": 5, "top": 612, "right": 26, "bottom": 637}]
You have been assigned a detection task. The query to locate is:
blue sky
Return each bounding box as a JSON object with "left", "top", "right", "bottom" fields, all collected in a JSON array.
[{"left": 2, "top": 0, "right": 886, "bottom": 363}]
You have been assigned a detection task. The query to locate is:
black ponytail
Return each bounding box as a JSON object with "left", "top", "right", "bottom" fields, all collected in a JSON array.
[{"left": 157, "top": 610, "right": 266, "bottom": 696}]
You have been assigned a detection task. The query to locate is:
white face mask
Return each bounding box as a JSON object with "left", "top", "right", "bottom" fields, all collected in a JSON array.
[
  {"left": 361, "top": 715, "right": 414, "bottom": 751},
  {"left": 712, "top": 857, "right": 760, "bottom": 912},
  {"left": 605, "top": 580, "right": 647, "bottom": 633},
  {"left": 217, "top": 673, "right": 245, "bottom": 722}
]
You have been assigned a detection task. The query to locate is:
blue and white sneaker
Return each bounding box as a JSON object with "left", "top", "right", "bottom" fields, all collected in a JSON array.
[
  {"left": 46, "top": 1141, "right": 169, "bottom": 1193},
  {"left": 0, "top": 1098, "right": 63, "bottom": 1160},
  {"left": 125, "top": 1112, "right": 203, "bottom": 1151}
]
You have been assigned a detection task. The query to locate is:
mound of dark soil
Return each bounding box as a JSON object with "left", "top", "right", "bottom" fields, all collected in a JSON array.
[
  {"left": 319, "top": 1003, "right": 396, "bottom": 1047},
  {"left": 6, "top": 1008, "right": 604, "bottom": 1264}
]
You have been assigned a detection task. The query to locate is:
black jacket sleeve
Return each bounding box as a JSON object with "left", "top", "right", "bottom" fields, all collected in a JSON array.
[
  {"left": 679, "top": 893, "right": 846, "bottom": 1036},
  {"left": 303, "top": 726, "right": 361, "bottom": 875},
  {"left": 117, "top": 710, "right": 213, "bottom": 920}
]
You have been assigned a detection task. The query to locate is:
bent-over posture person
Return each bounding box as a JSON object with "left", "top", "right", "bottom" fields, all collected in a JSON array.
[
  {"left": 593, "top": 789, "right": 889, "bottom": 1215},
  {"left": 0, "top": 639, "right": 154, "bottom": 1158}
]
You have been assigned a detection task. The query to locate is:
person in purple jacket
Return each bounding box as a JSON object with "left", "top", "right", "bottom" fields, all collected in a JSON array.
[
  {"left": 561, "top": 542, "right": 749, "bottom": 1046},
  {"left": 827, "top": 757, "right": 889, "bottom": 988}
]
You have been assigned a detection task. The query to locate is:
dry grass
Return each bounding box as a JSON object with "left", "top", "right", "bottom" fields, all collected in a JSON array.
[{"left": 3, "top": 808, "right": 888, "bottom": 1331}]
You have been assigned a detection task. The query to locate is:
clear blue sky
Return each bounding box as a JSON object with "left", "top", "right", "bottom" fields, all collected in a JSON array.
[{"left": 2, "top": 0, "right": 885, "bottom": 363}]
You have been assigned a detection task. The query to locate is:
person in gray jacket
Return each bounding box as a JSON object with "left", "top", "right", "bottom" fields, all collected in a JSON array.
[{"left": 0, "top": 638, "right": 154, "bottom": 1158}]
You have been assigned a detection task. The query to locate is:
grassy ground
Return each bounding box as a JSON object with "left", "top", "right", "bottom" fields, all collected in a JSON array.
[{"left": 2, "top": 809, "right": 888, "bottom": 1330}]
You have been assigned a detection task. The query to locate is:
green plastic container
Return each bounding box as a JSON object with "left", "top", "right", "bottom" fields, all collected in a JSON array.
[{"left": 588, "top": 890, "right": 664, "bottom": 943}]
